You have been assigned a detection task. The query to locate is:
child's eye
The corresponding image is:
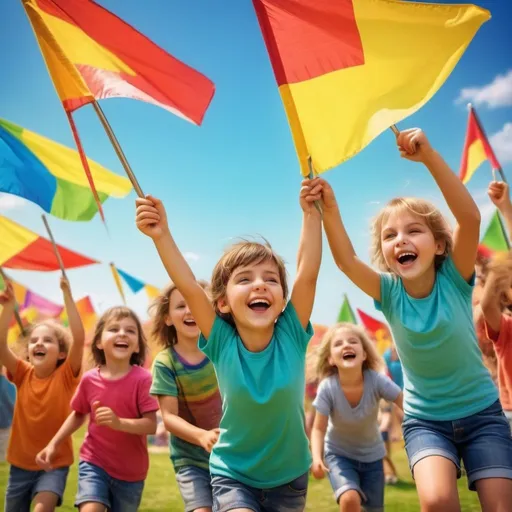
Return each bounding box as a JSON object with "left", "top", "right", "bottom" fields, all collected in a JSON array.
[
  {"left": 238, "top": 278, "right": 249, "bottom": 283},
  {"left": 267, "top": 278, "right": 278, "bottom": 283}
]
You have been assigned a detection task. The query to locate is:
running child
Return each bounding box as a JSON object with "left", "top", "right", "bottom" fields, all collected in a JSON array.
[
  {"left": 149, "top": 282, "right": 222, "bottom": 512},
  {"left": 309, "top": 128, "right": 512, "bottom": 511},
  {"left": 311, "top": 323, "right": 402, "bottom": 512},
  {"left": 36, "top": 306, "right": 158, "bottom": 512},
  {"left": 135, "top": 180, "right": 322, "bottom": 512},
  {"left": 0, "top": 277, "right": 84, "bottom": 512}
]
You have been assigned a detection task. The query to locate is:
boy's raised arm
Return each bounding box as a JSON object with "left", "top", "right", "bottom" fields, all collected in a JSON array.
[
  {"left": 136, "top": 195, "right": 216, "bottom": 338},
  {"left": 61, "top": 277, "right": 85, "bottom": 377},
  {"left": 0, "top": 283, "right": 20, "bottom": 376}
]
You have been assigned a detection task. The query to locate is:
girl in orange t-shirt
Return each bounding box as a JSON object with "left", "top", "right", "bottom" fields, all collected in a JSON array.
[{"left": 0, "top": 278, "right": 85, "bottom": 512}]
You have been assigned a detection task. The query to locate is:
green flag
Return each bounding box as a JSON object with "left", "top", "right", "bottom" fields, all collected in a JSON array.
[
  {"left": 479, "top": 210, "right": 510, "bottom": 258},
  {"left": 337, "top": 295, "right": 357, "bottom": 323}
]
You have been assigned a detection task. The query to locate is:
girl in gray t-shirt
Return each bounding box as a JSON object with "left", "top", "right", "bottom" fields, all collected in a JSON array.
[{"left": 311, "top": 322, "right": 403, "bottom": 512}]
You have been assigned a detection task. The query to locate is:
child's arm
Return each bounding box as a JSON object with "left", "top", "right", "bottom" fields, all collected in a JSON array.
[
  {"left": 36, "top": 410, "right": 87, "bottom": 471},
  {"left": 393, "top": 392, "right": 404, "bottom": 423},
  {"left": 290, "top": 179, "right": 323, "bottom": 328},
  {"left": 136, "top": 196, "right": 216, "bottom": 339},
  {"left": 313, "top": 179, "right": 381, "bottom": 301},
  {"left": 0, "top": 282, "right": 20, "bottom": 376},
  {"left": 480, "top": 267, "right": 509, "bottom": 334},
  {"left": 310, "top": 411, "right": 330, "bottom": 479},
  {"left": 60, "top": 277, "right": 85, "bottom": 377},
  {"left": 92, "top": 401, "right": 157, "bottom": 435},
  {"left": 397, "top": 129, "right": 481, "bottom": 281},
  {"left": 158, "top": 395, "right": 220, "bottom": 453},
  {"left": 488, "top": 181, "right": 512, "bottom": 242}
]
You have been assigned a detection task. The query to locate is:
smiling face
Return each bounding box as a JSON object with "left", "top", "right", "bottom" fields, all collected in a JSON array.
[
  {"left": 381, "top": 210, "right": 445, "bottom": 281},
  {"left": 27, "top": 324, "right": 66, "bottom": 373},
  {"left": 328, "top": 327, "right": 367, "bottom": 370},
  {"left": 166, "top": 288, "right": 200, "bottom": 342},
  {"left": 218, "top": 260, "right": 286, "bottom": 331},
  {"left": 96, "top": 315, "right": 140, "bottom": 363}
]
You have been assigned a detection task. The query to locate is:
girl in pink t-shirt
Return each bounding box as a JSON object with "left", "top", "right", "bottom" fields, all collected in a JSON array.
[{"left": 37, "top": 306, "right": 159, "bottom": 512}]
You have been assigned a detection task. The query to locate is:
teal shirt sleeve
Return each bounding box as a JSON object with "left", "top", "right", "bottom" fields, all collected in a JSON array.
[
  {"left": 440, "top": 256, "right": 474, "bottom": 297},
  {"left": 374, "top": 271, "right": 399, "bottom": 315},
  {"left": 150, "top": 352, "right": 178, "bottom": 397},
  {"left": 198, "top": 315, "right": 235, "bottom": 364},
  {"left": 278, "top": 301, "right": 314, "bottom": 353}
]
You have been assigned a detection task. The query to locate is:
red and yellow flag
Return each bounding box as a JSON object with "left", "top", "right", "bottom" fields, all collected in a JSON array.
[
  {"left": 459, "top": 105, "right": 501, "bottom": 184},
  {"left": 22, "top": 0, "right": 215, "bottom": 125},
  {"left": 253, "top": 0, "right": 490, "bottom": 175},
  {"left": 357, "top": 308, "right": 392, "bottom": 355}
]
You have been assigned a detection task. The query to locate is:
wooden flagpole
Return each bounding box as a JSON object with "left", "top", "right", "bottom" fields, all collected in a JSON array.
[
  {"left": 41, "top": 214, "right": 69, "bottom": 281},
  {"left": 0, "top": 267, "right": 26, "bottom": 335}
]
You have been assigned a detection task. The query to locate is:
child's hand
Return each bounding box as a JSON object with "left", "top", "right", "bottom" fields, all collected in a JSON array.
[
  {"left": 35, "top": 443, "right": 57, "bottom": 472},
  {"left": 198, "top": 428, "right": 220, "bottom": 453},
  {"left": 135, "top": 195, "right": 169, "bottom": 241},
  {"left": 302, "top": 178, "right": 338, "bottom": 212},
  {"left": 0, "top": 282, "right": 15, "bottom": 306},
  {"left": 488, "top": 181, "right": 511, "bottom": 210},
  {"left": 93, "top": 401, "right": 121, "bottom": 430},
  {"left": 59, "top": 276, "right": 71, "bottom": 295},
  {"left": 311, "top": 458, "right": 329, "bottom": 479},
  {"left": 300, "top": 177, "right": 323, "bottom": 214},
  {"left": 397, "top": 128, "right": 435, "bottom": 164}
]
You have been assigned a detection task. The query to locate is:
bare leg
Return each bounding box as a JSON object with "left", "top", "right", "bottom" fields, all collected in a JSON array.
[
  {"left": 79, "top": 502, "right": 107, "bottom": 512},
  {"left": 32, "top": 492, "right": 59, "bottom": 512},
  {"left": 338, "top": 489, "right": 361, "bottom": 512},
  {"left": 475, "top": 478, "right": 512, "bottom": 512}
]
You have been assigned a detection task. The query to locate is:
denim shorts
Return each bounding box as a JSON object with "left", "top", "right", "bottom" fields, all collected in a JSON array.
[
  {"left": 324, "top": 452, "right": 384, "bottom": 512},
  {"left": 175, "top": 465, "right": 213, "bottom": 512},
  {"left": 211, "top": 472, "right": 308, "bottom": 512},
  {"left": 402, "top": 399, "right": 512, "bottom": 490},
  {"left": 75, "top": 460, "right": 144, "bottom": 511},
  {"left": 4, "top": 464, "right": 69, "bottom": 512}
]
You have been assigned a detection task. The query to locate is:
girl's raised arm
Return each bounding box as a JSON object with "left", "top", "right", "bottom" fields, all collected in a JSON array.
[
  {"left": 136, "top": 195, "right": 216, "bottom": 339},
  {"left": 61, "top": 277, "right": 85, "bottom": 377},
  {"left": 0, "top": 283, "right": 20, "bottom": 376},
  {"left": 318, "top": 179, "right": 381, "bottom": 301},
  {"left": 397, "top": 129, "right": 480, "bottom": 281}
]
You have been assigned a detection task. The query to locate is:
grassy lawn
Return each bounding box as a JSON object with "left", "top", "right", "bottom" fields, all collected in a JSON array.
[{"left": 0, "top": 431, "right": 481, "bottom": 511}]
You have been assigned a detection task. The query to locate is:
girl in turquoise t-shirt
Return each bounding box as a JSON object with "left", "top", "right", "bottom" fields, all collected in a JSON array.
[
  {"left": 149, "top": 281, "right": 222, "bottom": 512},
  {"left": 309, "top": 127, "right": 512, "bottom": 510},
  {"left": 136, "top": 182, "right": 322, "bottom": 512}
]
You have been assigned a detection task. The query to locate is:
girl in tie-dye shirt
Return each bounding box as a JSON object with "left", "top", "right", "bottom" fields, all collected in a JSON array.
[{"left": 149, "top": 282, "right": 222, "bottom": 512}]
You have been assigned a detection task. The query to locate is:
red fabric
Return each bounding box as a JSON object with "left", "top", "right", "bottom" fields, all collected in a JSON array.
[
  {"left": 357, "top": 308, "right": 389, "bottom": 337},
  {"left": 253, "top": 0, "right": 364, "bottom": 86}
]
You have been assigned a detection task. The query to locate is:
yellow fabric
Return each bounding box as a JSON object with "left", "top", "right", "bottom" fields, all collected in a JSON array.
[
  {"left": 280, "top": 0, "right": 490, "bottom": 175},
  {"left": 110, "top": 264, "right": 127, "bottom": 304},
  {"left": 145, "top": 285, "right": 160, "bottom": 300},
  {"left": 463, "top": 138, "right": 487, "bottom": 184},
  {"left": 0, "top": 216, "right": 39, "bottom": 266}
]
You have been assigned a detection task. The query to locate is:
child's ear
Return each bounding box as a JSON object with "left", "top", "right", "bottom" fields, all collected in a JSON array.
[
  {"left": 217, "top": 297, "right": 230, "bottom": 314},
  {"left": 164, "top": 314, "right": 173, "bottom": 327},
  {"left": 58, "top": 351, "right": 67, "bottom": 361},
  {"left": 435, "top": 238, "right": 446, "bottom": 256}
]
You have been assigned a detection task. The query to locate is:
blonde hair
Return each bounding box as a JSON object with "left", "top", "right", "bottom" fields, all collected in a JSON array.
[
  {"left": 91, "top": 306, "right": 147, "bottom": 366},
  {"left": 148, "top": 280, "right": 209, "bottom": 348},
  {"left": 371, "top": 197, "right": 453, "bottom": 272},
  {"left": 22, "top": 320, "right": 71, "bottom": 368},
  {"left": 316, "top": 322, "right": 383, "bottom": 381},
  {"left": 210, "top": 240, "right": 288, "bottom": 325}
]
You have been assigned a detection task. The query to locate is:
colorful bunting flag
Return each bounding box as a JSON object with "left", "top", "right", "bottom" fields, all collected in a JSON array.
[
  {"left": 60, "top": 296, "right": 97, "bottom": 334},
  {"left": 253, "top": 0, "right": 490, "bottom": 175},
  {"left": 22, "top": 290, "right": 63, "bottom": 317},
  {"left": 459, "top": 105, "right": 501, "bottom": 184},
  {"left": 116, "top": 267, "right": 161, "bottom": 301},
  {"left": 337, "top": 295, "right": 356, "bottom": 324},
  {"left": 21, "top": 0, "right": 215, "bottom": 125},
  {"left": 144, "top": 284, "right": 160, "bottom": 301},
  {"left": 0, "top": 118, "right": 132, "bottom": 221},
  {"left": 0, "top": 216, "right": 97, "bottom": 271},
  {"left": 357, "top": 308, "right": 392, "bottom": 355},
  {"left": 478, "top": 210, "right": 510, "bottom": 259},
  {"left": 110, "top": 264, "right": 127, "bottom": 305}
]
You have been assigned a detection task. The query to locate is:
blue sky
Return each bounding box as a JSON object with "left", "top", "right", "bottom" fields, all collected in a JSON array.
[{"left": 0, "top": 0, "right": 511, "bottom": 326}]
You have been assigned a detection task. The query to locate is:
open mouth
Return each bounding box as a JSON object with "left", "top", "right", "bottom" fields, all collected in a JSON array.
[
  {"left": 114, "top": 341, "right": 129, "bottom": 349},
  {"left": 342, "top": 353, "right": 356, "bottom": 361},
  {"left": 183, "top": 319, "right": 197, "bottom": 327},
  {"left": 397, "top": 252, "right": 417, "bottom": 265},
  {"left": 33, "top": 350, "right": 46, "bottom": 358},
  {"left": 248, "top": 299, "right": 271, "bottom": 312}
]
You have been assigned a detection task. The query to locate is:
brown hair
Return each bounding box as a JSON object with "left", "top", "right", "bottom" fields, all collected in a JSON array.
[
  {"left": 210, "top": 240, "right": 288, "bottom": 325},
  {"left": 91, "top": 306, "right": 147, "bottom": 366},
  {"left": 148, "top": 280, "right": 210, "bottom": 348},
  {"left": 23, "top": 320, "right": 71, "bottom": 368},
  {"left": 371, "top": 197, "right": 453, "bottom": 272},
  {"left": 316, "top": 322, "right": 383, "bottom": 381}
]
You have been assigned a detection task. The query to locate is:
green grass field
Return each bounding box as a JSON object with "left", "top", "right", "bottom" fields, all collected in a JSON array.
[{"left": 0, "top": 432, "right": 481, "bottom": 511}]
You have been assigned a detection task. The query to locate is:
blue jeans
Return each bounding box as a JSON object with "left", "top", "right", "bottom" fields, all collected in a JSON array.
[
  {"left": 211, "top": 472, "right": 308, "bottom": 512},
  {"left": 75, "top": 461, "right": 144, "bottom": 511},
  {"left": 324, "top": 453, "right": 384, "bottom": 512},
  {"left": 5, "top": 465, "right": 69, "bottom": 512},
  {"left": 176, "top": 465, "right": 213, "bottom": 512},
  {"left": 403, "top": 399, "right": 512, "bottom": 490}
]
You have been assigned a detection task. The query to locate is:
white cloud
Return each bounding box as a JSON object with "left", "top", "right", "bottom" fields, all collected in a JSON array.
[
  {"left": 456, "top": 70, "right": 512, "bottom": 108},
  {"left": 0, "top": 193, "right": 27, "bottom": 210},
  {"left": 184, "top": 252, "right": 200, "bottom": 262},
  {"left": 489, "top": 123, "right": 512, "bottom": 164}
]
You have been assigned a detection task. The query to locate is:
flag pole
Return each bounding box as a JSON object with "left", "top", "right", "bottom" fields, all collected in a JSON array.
[
  {"left": 91, "top": 101, "right": 145, "bottom": 198},
  {"left": 0, "top": 267, "right": 26, "bottom": 335},
  {"left": 41, "top": 215, "right": 69, "bottom": 281},
  {"left": 109, "top": 263, "right": 127, "bottom": 305}
]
